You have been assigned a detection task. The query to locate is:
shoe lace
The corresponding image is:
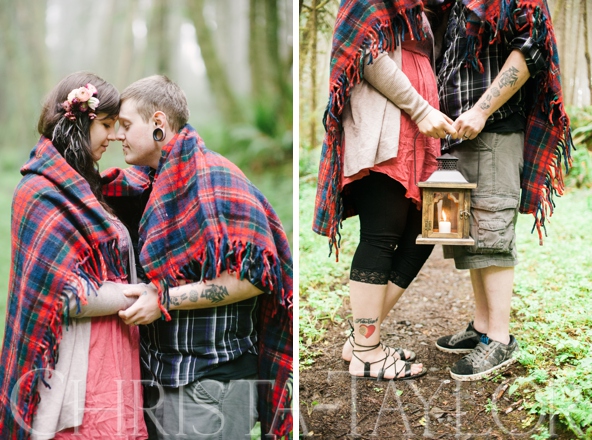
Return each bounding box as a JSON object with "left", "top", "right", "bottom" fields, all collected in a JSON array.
[{"left": 464, "top": 342, "right": 490, "bottom": 364}]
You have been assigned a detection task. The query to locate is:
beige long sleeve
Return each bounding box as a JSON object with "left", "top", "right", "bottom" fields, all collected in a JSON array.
[
  {"left": 363, "top": 52, "right": 433, "bottom": 122},
  {"left": 67, "top": 280, "right": 137, "bottom": 318}
]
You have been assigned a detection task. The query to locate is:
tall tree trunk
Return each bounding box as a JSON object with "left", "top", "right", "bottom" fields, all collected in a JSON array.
[
  {"left": 24, "top": 0, "right": 51, "bottom": 94},
  {"left": 299, "top": 4, "right": 309, "bottom": 148},
  {"left": 117, "top": 0, "right": 139, "bottom": 89},
  {"left": 249, "top": 0, "right": 267, "bottom": 103},
  {"left": 0, "top": 1, "right": 20, "bottom": 142},
  {"left": 309, "top": 0, "right": 319, "bottom": 150},
  {"left": 552, "top": 0, "right": 568, "bottom": 100},
  {"left": 299, "top": 14, "right": 310, "bottom": 77},
  {"left": 284, "top": 0, "right": 294, "bottom": 73},
  {"left": 266, "top": 0, "right": 282, "bottom": 94},
  {"left": 100, "top": 0, "right": 118, "bottom": 75},
  {"left": 266, "top": 0, "right": 287, "bottom": 126},
  {"left": 187, "top": 0, "right": 243, "bottom": 124},
  {"left": 583, "top": 0, "right": 592, "bottom": 104},
  {"left": 147, "top": 0, "right": 172, "bottom": 77},
  {"left": 155, "top": 0, "right": 171, "bottom": 76},
  {"left": 570, "top": 1, "right": 582, "bottom": 105}
]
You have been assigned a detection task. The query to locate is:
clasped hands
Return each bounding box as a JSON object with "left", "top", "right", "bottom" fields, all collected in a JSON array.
[
  {"left": 118, "top": 282, "right": 161, "bottom": 326},
  {"left": 417, "top": 105, "right": 487, "bottom": 141},
  {"left": 118, "top": 279, "right": 195, "bottom": 326}
]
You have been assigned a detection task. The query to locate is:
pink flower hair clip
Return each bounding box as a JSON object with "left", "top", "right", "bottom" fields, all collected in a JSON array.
[{"left": 62, "top": 83, "right": 100, "bottom": 121}]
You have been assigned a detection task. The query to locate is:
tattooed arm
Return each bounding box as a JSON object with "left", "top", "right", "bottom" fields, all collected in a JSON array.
[
  {"left": 118, "top": 271, "right": 264, "bottom": 325},
  {"left": 452, "top": 49, "right": 530, "bottom": 139},
  {"left": 166, "top": 271, "right": 264, "bottom": 310}
]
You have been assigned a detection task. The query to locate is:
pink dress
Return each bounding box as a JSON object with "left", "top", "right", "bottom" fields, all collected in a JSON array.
[
  {"left": 343, "top": 47, "right": 440, "bottom": 208},
  {"left": 54, "top": 219, "right": 147, "bottom": 439}
]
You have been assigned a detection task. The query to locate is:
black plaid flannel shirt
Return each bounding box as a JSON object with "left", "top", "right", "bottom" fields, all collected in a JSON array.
[{"left": 437, "top": 0, "right": 547, "bottom": 147}]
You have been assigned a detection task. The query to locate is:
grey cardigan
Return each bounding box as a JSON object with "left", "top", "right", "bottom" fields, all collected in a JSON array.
[{"left": 342, "top": 46, "right": 433, "bottom": 177}]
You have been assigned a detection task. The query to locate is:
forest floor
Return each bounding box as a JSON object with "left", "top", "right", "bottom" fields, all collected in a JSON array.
[{"left": 299, "top": 246, "right": 573, "bottom": 439}]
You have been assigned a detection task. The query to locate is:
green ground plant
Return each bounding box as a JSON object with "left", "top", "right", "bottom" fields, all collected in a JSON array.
[
  {"left": 511, "top": 189, "right": 592, "bottom": 438},
  {"left": 298, "top": 145, "right": 363, "bottom": 364},
  {"left": 565, "top": 106, "right": 592, "bottom": 191},
  {"left": 298, "top": 178, "right": 358, "bottom": 366}
]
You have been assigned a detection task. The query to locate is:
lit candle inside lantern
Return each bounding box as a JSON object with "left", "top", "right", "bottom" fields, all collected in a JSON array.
[{"left": 439, "top": 211, "right": 451, "bottom": 233}]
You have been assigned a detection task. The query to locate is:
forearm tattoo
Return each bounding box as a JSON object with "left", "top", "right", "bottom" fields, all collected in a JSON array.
[
  {"left": 201, "top": 284, "right": 229, "bottom": 303},
  {"left": 498, "top": 66, "right": 519, "bottom": 89},
  {"left": 479, "top": 66, "right": 519, "bottom": 111},
  {"left": 479, "top": 94, "right": 492, "bottom": 110},
  {"left": 189, "top": 289, "right": 199, "bottom": 303},
  {"left": 170, "top": 292, "right": 188, "bottom": 306}
]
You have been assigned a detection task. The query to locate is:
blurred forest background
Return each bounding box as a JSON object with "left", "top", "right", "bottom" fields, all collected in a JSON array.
[{"left": 0, "top": 0, "right": 293, "bottom": 338}]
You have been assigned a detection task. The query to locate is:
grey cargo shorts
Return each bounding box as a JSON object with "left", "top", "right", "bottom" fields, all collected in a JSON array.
[{"left": 444, "top": 131, "right": 524, "bottom": 270}]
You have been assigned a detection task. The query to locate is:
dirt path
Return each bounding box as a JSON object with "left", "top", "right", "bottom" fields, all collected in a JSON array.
[{"left": 299, "top": 246, "right": 571, "bottom": 439}]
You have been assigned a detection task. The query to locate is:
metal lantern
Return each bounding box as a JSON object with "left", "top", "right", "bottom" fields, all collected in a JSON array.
[{"left": 416, "top": 154, "right": 477, "bottom": 245}]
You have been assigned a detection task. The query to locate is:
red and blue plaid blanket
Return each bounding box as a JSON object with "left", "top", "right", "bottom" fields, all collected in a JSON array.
[
  {"left": 462, "top": 0, "right": 573, "bottom": 243},
  {"left": 313, "top": 0, "right": 425, "bottom": 258},
  {"left": 102, "top": 125, "right": 293, "bottom": 439},
  {"left": 0, "top": 137, "right": 125, "bottom": 439}
]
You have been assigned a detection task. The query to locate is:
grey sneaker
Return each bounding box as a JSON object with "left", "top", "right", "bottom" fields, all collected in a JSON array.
[
  {"left": 450, "top": 335, "right": 519, "bottom": 381},
  {"left": 435, "top": 321, "right": 484, "bottom": 354}
]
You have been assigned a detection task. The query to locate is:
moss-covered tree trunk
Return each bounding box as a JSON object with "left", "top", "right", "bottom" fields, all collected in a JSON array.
[{"left": 187, "top": 0, "right": 243, "bottom": 124}]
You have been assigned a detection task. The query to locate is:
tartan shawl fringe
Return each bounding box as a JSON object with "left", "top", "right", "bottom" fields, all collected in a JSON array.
[
  {"left": 313, "top": 0, "right": 424, "bottom": 259},
  {"left": 66, "top": 242, "right": 125, "bottom": 316},
  {"left": 461, "top": 0, "right": 574, "bottom": 244},
  {"left": 0, "top": 138, "right": 125, "bottom": 439},
  {"left": 158, "top": 237, "right": 290, "bottom": 320}
]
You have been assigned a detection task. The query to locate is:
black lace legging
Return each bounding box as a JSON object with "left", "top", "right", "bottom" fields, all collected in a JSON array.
[{"left": 348, "top": 171, "right": 434, "bottom": 288}]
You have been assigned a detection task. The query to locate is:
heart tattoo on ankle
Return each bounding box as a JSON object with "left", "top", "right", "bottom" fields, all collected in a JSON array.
[{"left": 359, "top": 324, "right": 376, "bottom": 338}]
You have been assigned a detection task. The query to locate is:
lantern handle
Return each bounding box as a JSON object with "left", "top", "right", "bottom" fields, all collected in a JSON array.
[
  {"left": 440, "top": 134, "right": 482, "bottom": 188},
  {"left": 415, "top": 132, "right": 481, "bottom": 187}
]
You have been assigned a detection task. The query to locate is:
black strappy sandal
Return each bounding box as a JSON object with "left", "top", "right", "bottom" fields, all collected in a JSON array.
[
  {"left": 350, "top": 341, "right": 428, "bottom": 381},
  {"left": 342, "top": 320, "right": 417, "bottom": 364}
]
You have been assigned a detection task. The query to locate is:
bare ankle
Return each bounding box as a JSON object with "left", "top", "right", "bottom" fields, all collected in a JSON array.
[{"left": 473, "top": 321, "right": 488, "bottom": 334}]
